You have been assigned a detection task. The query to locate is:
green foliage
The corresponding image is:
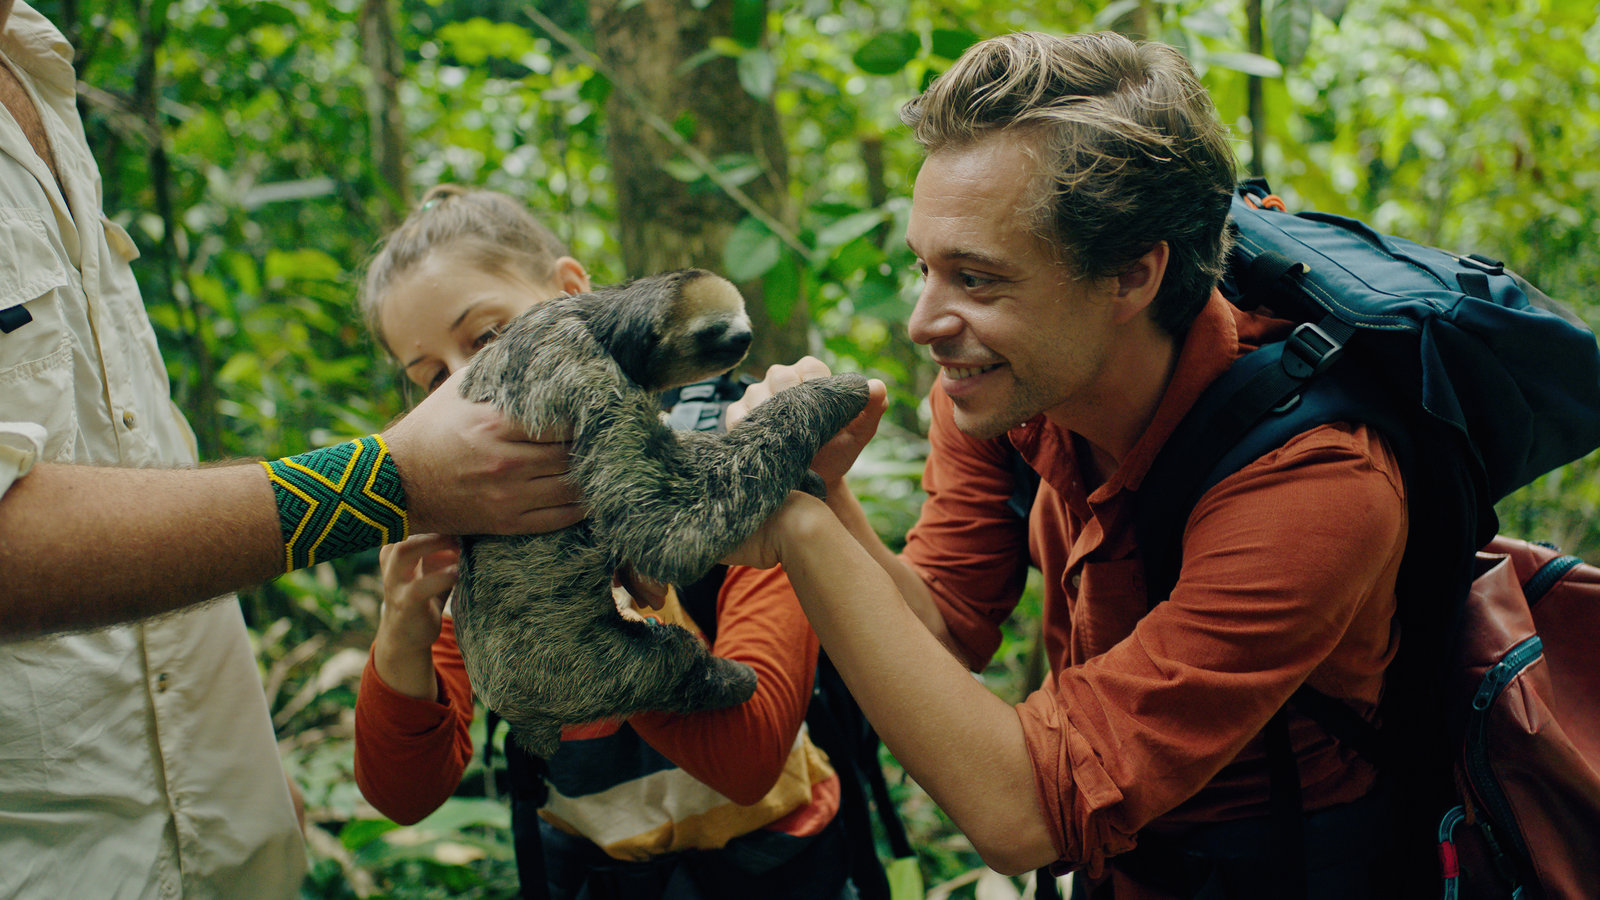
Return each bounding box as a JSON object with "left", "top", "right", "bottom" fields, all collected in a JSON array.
[{"left": 45, "top": 0, "right": 1600, "bottom": 895}]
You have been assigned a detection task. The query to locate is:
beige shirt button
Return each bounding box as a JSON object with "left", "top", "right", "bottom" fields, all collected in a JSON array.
[
  {"left": 122, "top": 409, "right": 136, "bottom": 429},
  {"left": 156, "top": 672, "right": 170, "bottom": 693}
]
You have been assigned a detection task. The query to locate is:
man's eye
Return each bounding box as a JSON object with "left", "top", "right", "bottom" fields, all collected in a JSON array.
[
  {"left": 959, "top": 272, "right": 992, "bottom": 289},
  {"left": 913, "top": 260, "right": 929, "bottom": 278},
  {"left": 427, "top": 370, "right": 447, "bottom": 393}
]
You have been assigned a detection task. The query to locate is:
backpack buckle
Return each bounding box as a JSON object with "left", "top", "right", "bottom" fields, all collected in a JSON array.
[{"left": 1282, "top": 321, "right": 1344, "bottom": 380}]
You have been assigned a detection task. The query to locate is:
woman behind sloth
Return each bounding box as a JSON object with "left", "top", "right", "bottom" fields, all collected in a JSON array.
[{"left": 352, "top": 185, "right": 865, "bottom": 899}]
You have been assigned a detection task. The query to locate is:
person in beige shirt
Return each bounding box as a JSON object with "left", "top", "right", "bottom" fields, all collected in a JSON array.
[{"left": 0, "top": 1, "right": 590, "bottom": 895}]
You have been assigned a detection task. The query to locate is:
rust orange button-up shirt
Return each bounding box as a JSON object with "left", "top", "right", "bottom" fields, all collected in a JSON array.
[{"left": 903, "top": 292, "right": 1407, "bottom": 881}]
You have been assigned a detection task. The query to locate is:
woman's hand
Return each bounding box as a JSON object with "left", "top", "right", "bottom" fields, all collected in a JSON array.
[
  {"left": 372, "top": 533, "right": 461, "bottom": 701},
  {"left": 726, "top": 357, "right": 887, "bottom": 491}
]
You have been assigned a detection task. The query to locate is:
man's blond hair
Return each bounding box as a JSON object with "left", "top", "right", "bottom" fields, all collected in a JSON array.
[{"left": 902, "top": 31, "right": 1236, "bottom": 334}]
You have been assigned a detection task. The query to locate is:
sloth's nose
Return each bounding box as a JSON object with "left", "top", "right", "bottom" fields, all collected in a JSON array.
[{"left": 700, "top": 322, "right": 753, "bottom": 358}]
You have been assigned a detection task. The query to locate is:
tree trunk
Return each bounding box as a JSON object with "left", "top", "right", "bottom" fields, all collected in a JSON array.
[
  {"left": 586, "top": 0, "right": 807, "bottom": 371},
  {"left": 1246, "top": 0, "right": 1267, "bottom": 177},
  {"left": 361, "top": 0, "right": 408, "bottom": 228}
]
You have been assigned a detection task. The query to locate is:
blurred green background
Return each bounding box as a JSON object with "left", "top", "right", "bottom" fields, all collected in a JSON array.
[{"left": 39, "top": 0, "right": 1600, "bottom": 895}]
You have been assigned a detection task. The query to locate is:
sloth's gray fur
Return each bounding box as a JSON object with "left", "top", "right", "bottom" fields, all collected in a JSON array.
[{"left": 454, "top": 269, "right": 870, "bottom": 758}]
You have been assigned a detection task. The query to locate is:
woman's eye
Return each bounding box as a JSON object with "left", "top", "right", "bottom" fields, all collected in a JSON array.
[
  {"left": 427, "top": 370, "right": 447, "bottom": 394},
  {"left": 472, "top": 324, "right": 505, "bottom": 351}
]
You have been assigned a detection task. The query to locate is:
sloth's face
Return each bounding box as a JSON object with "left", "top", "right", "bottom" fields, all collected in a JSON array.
[{"left": 597, "top": 271, "right": 754, "bottom": 392}]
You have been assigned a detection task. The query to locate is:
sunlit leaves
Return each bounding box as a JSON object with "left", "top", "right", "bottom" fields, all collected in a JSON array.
[{"left": 434, "top": 18, "right": 537, "bottom": 66}]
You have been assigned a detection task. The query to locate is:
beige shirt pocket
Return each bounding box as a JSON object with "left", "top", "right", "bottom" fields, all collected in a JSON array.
[
  {"left": 0, "top": 337, "right": 76, "bottom": 464},
  {"left": 0, "top": 206, "right": 76, "bottom": 478}
]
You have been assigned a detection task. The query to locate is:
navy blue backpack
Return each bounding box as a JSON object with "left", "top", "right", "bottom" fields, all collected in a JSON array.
[{"left": 1029, "top": 180, "right": 1600, "bottom": 899}]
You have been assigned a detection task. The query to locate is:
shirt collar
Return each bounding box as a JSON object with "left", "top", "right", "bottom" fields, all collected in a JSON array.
[{"left": 1, "top": 3, "right": 78, "bottom": 96}]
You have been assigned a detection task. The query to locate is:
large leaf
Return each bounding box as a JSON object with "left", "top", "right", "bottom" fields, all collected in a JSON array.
[
  {"left": 1270, "top": 0, "right": 1317, "bottom": 69},
  {"left": 723, "top": 217, "right": 784, "bottom": 282},
  {"left": 1311, "top": 0, "right": 1349, "bottom": 24},
  {"left": 930, "top": 29, "right": 978, "bottom": 61},
  {"left": 853, "top": 31, "right": 920, "bottom": 75},
  {"left": 852, "top": 273, "right": 905, "bottom": 318},
  {"left": 731, "top": 0, "right": 767, "bottom": 47},
  {"left": 763, "top": 251, "right": 802, "bottom": 324},
  {"left": 738, "top": 50, "right": 777, "bottom": 100},
  {"left": 815, "top": 208, "right": 888, "bottom": 252},
  {"left": 1204, "top": 51, "right": 1285, "bottom": 78},
  {"left": 1091, "top": 0, "right": 1143, "bottom": 31}
]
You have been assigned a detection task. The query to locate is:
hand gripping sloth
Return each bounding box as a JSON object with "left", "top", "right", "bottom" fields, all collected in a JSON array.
[{"left": 454, "top": 269, "right": 871, "bottom": 758}]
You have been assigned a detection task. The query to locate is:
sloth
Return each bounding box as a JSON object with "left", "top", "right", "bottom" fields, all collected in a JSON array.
[{"left": 454, "top": 268, "right": 871, "bottom": 758}]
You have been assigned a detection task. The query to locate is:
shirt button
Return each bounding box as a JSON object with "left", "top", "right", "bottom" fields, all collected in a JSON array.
[
  {"left": 1070, "top": 573, "right": 1082, "bottom": 591},
  {"left": 122, "top": 409, "right": 137, "bottom": 429},
  {"left": 156, "top": 672, "right": 170, "bottom": 693}
]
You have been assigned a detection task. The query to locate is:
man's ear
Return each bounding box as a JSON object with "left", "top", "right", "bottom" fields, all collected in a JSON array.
[
  {"left": 1111, "top": 241, "right": 1169, "bottom": 324},
  {"left": 554, "top": 256, "right": 592, "bottom": 295}
]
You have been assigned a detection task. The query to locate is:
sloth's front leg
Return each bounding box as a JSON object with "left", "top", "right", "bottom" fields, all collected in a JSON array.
[{"left": 617, "top": 373, "right": 871, "bottom": 586}]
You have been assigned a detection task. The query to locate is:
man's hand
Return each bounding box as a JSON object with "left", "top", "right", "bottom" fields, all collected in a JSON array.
[
  {"left": 719, "top": 490, "right": 829, "bottom": 572},
  {"left": 726, "top": 357, "right": 888, "bottom": 490},
  {"left": 383, "top": 368, "right": 583, "bottom": 536}
]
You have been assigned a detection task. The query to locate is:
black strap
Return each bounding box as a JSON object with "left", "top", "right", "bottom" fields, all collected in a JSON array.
[
  {"left": 1288, "top": 685, "right": 1384, "bottom": 766},
  {"left": 1265, "top": 709, "right": 1309, "bottom": 900},
  {"left": 1034, "top": 867, "right": 1063, "bottom": 900},
  {"left": 1136, "top": 315, "right": 1363, "bottom": 604},
  {"left": 804, "top": 656, "right": 894, "bottom": 900}
]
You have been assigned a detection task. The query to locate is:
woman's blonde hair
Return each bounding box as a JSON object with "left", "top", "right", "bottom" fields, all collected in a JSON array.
[{"left": 357, "top": 185, "right": 571, "bottom": 358}]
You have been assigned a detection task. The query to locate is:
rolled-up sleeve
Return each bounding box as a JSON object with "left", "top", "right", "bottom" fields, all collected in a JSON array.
[
  {"left": 901, "top": 385, "right": 1033, "bottom": 668},
  {"left": 0, "top": 421, "right": 44, "bottom": 495}
]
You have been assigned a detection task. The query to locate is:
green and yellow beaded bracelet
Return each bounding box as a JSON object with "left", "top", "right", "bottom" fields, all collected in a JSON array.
[{"left": 260, "top": 435, "right": 409, "bottom": 572}]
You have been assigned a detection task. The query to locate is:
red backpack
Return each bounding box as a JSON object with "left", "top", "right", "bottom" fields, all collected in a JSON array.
[{"left": 1440, "top": 536, "right": 1600, "bottom": 898}]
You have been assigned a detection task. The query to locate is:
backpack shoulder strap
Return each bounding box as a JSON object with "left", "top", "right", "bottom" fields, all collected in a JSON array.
[{"left": 1135, "top": 342, "right": 1406, "bottom": 604}]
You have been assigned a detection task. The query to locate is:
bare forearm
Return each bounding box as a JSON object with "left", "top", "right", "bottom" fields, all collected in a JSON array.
[
  {"left": 824, "top": 480, "right": 974, "bottom": 664},
  {"left": 0, "top": 462, "right": 282, "bottom": 639},
  {"left": 775, "top": 495, "right": 1056, "bottom": 874},
  {"left": 372, "top": 640, "right": 443, "bottom": 702}
]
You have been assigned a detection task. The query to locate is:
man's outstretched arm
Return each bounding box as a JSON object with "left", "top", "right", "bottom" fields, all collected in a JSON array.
[
  {"left": 727, "top": 491, "right": 1059, "bottom": 875},
  {"left": 728, "top": 360, "right": 977, "bottom": 662},
  {"left": 0, "top": 370, "right": 581, "bottom": 641}
]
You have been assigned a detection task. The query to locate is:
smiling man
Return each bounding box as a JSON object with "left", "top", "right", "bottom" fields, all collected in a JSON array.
[{"left": 726, "top": 31, "right": 1407, "bottom": 899}]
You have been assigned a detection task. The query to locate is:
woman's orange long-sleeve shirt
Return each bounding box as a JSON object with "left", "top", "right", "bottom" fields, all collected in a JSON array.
[{"left": 353, "top": 564, "right": 838, "bottom": 845}]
